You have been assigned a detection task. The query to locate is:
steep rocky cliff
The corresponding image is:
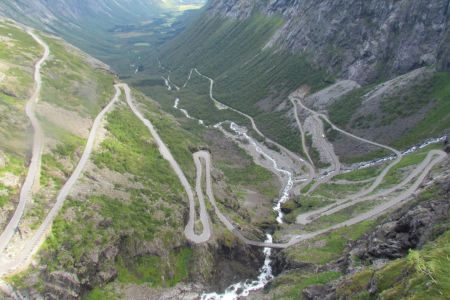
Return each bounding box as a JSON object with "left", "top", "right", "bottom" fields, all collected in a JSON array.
[{"left": 205, "top": 0, "right": 450, "bottom": 85}]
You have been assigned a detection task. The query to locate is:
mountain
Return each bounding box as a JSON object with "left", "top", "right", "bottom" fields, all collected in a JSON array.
[
  {"left": 206, "top": 0, "right": 450, "bottom": 84},
  {"left": 1, "top": 0, "right": 450, "bottom": 300},
  {"left": 146, "top": 0, "right": 450, "bottom": 164},
  {"left": 0, "top": 18, "right": 272, "bottom": 300}
]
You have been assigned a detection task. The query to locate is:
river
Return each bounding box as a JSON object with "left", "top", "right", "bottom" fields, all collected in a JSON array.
[{"left": 172, "top": 97, "right": 294, "bottom": 298}]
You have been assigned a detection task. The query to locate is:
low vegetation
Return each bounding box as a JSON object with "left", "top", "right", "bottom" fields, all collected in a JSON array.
[
  {"left": 331, "top": 164, "right": 383, "bottom": 182},
  {"left": 282, "top": 196, "right": 335, "bottom": 223},
  {"left": 327, "top": 83, "right": 379, "bottom": 129},
  {"left": 392, "top": 72, "right": 450, "bottom": 149},
  {"left": 335, "top": 230, "right": 450, "bottom": 300}
]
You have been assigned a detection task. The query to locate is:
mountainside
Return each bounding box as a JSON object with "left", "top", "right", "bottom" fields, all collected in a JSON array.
[
  {"left": 206, "top": 0, "right": 450, "bottom": 85},
  {"left": 1, "top": 1, "right": 450, "bottom": 300},
  {"left": 147, "top": 0, "right": 450, "bottom": 164},
  {"left": 0, "top": 0, "right": 160, "bottom": 46},
  {"left": 0, "top": 19, "right": 276, "bottom": 300}
]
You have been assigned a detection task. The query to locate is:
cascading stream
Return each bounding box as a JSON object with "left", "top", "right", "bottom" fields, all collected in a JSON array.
[
  {"left": 201, "top": 235, "right": 274, "bottom": 300},
  {"left": 169, "top": 69, "right": 448, "bottom": 298},
  {"left": 354, "top": 134, "right": 448, "bottom": 170},
  {"left": 172, "top": 98, "right": 286, "bottom": 298},
  {"left": 201, "top": 122, "right": 293, "bottom": 299},
  {"left": 174, "top": 98, "right": 204, "bottom": 124},
  {"left": 172, "top": 98, "right": 294, "bottom": 298},
  {"left": 228, "top": 122, "right": 293, "bottom": 223}
]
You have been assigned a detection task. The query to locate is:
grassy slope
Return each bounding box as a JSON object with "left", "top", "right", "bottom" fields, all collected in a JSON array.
[
  {"left": 391, "top": 72, "right": 450, "bottom": 149},
  {"left": 0, "top": 20, "right": 42, "bottom": 208},
  {"left": 0, "top": 20, "right": 40, "bottom": 154},
  {"left": 1, "top": 23, "right": 208, "bottom": 297},
  {"left": 6, "top": 87, "right": 210, "bottom": 297}
]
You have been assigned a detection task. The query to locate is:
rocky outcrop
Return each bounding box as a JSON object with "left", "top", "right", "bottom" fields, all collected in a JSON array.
[
  {"left": 206, "top": 0, "right": 450, "bottom": 84},
  {"left": 16, "top": 222, "right": 265, "bottom": 299},
  {"left": 349, "top": 180, "right": 450, "bottom": 263}
]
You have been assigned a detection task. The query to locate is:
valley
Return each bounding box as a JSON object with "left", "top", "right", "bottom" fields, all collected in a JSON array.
[{"left": 0, "top": 0, "right": 449, "bottom": 299}]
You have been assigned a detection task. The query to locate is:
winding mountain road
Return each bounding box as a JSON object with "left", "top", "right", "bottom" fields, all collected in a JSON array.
[
  {"left": 2, "top": 53, "right": 447, "bottom": 279},
  {"left": 175, "top": 67, "right": 447, "bottom": 248},
  {"left": 119, "top": 83, "right": 211, "bottom": 243},
  {"left": 297, "top": 149, "right": 445, "bottom": 224},
  {"left": 193, "top": 69, "right": 308, "bottom": 172},
  {"left": 289, "top": 97, "right": 314, "bottom": 167},
  {"left": 304, "top": 111, "right": 341, "bottom": 192},
  {"left": 190, "top": 149, "right": 446, "bottom": 248},
  {"left": 295, "top": 98, "right": 402, "bottom": 157},
  {"left": 293, "top": 98, "right": 403, "bottom": 195},
  {"left": 0, "top": 28, "right": 49, "bottom": 255},
  {"left": 288, "top": 97, "right": 315, "bottom": 192}
]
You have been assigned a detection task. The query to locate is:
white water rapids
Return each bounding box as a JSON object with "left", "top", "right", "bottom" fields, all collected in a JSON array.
[
  {"left": 201, "top": 235, "right": 274, "bottom": 300},
  {"left": 227, "top": 122, "right": 293, "bottom": 224},
  {"left": 201, "top": 123, "right": 292, "bottom": 298}
]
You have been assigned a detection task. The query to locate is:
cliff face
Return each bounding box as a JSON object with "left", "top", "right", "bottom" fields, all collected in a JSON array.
[{"left": 205, "top": 0, "right": 450, "bottom": 84}]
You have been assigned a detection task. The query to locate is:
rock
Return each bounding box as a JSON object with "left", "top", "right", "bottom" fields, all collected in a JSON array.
[
  {"left": 303, "top": 285, "right": 330, "bottom": 300},
  {"left": 444, "top": 145, "right": 450, "bottom": 154},
  {"left": 367, "top": 273, "right": 377, "bottom": 296},
  {"left": 48, "top": 169, "right": 66, "bottom": 180},
  {"left": 280, "top": 199, "right": 296, "bottom": 214},
  {"left": 97, "top": 218, "right": 113, "bottom": 229},
  {"left": 18, "top": 226, "right": 32, "bottom": 240}
]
